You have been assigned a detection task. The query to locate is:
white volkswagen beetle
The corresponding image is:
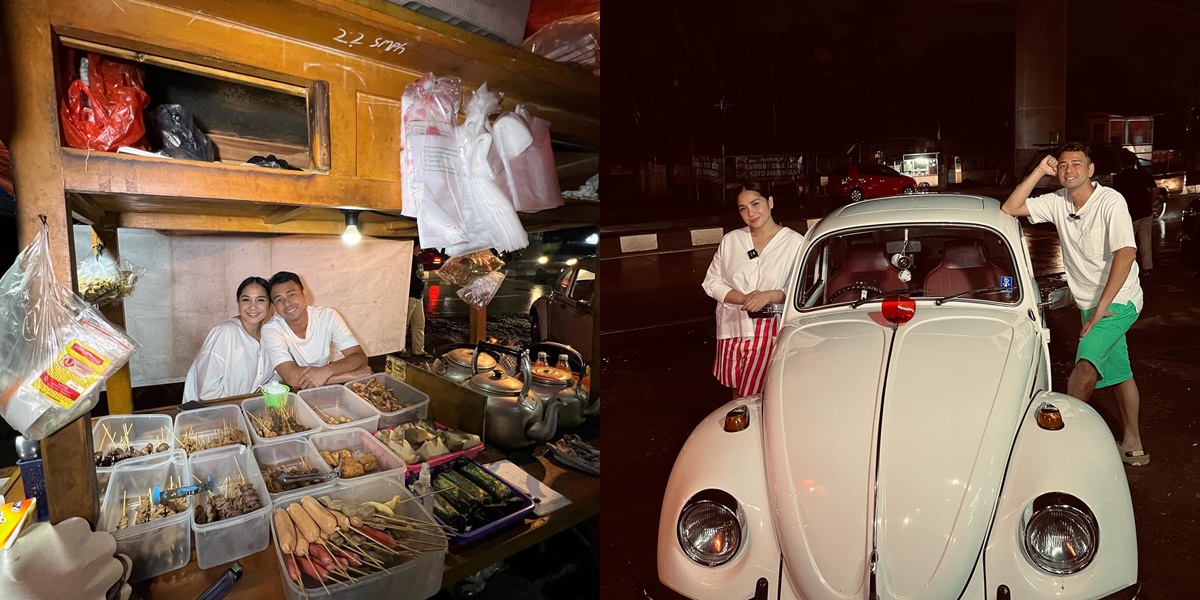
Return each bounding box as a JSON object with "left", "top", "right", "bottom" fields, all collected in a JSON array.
[{"left": 652, "top": 195, "right": 1139, "bottom": 600}]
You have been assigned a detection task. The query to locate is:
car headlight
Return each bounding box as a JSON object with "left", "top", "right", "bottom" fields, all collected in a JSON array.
[
  {"left": 677, "top": 489, "right": 742, "bottom": 566},
  {"left": 1021, "top": 493, "right": 1098, "bottom": 575}
]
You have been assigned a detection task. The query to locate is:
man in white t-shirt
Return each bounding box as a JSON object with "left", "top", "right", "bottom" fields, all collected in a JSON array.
[
  {"left": 262, "top": 271, "right": 372, "bottom": 390},
  {"left": 1001, "top": 142, "right": 1148, "bottom": 466}
]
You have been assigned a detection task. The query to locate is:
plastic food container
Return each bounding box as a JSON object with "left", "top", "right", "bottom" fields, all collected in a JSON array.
[
  {"left": 174, "top": 404, "right": 253, "bottom": 454},
  {"left": 343, "top": 373, "right": 430, "bottom": 429},
  {"left": 252, "top": 438, "right": 337, "bottom": 501},
  {"left": 271, "top": 476, "right": 446, "bottom": 599},
  {"left": 93, "top": 414, "right": 177, "bottom": 494},
  {"left": 375, "top": 421, "right": 484, "bottom": 474},
  {"left": 308, "top": 428, "right": 406, "bottom": 481},
  {"left": 98, "top": 449, "right": 193, "bottom": 582},
  {"left": 415, "top": 458, "right": 535, "bottom": 544},
  {"left": 242, "top": 392, "right": 323, "bottom": 445},
  {"left": 298, "top": 385, "right": 380, "bottom": 433},
  {"left": 189, "top": 444, "right": 273, "bottom": 569}
]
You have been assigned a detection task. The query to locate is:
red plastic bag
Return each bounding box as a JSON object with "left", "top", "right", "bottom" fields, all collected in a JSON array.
[{"left": 59, "top": 52, "right": 150, "bottom": 152}]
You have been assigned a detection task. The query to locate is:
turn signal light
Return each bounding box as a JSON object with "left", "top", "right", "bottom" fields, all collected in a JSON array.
[
  {"left": 1036, "top": 403, "right": 1064, "bottom": 430},
  {"left": 724, "top": 405, "right": 749, "bottom": 432}
]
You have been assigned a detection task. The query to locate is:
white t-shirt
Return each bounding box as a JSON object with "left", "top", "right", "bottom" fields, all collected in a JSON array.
[
  {"left": 261, "top": 306, "right": 361, "bottom": 371},
  {"left": 182, "top": 318, "right": 273, "bottom": 402},
  {"left": 1026, "top": 182, "right": 1143, "bottom": 312},
  {"left": 702, "top": 226, "right": 805, "bottom": 339}
]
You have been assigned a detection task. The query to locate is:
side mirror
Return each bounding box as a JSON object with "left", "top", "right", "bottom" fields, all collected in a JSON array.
[{"left": 1040, "top": 287, "right": 1074, "bottom": 310}]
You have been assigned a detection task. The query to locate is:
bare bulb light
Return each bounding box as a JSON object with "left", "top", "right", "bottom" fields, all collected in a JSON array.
[{"left": 342, "top": 209, "right": 362, "bottom": 245}]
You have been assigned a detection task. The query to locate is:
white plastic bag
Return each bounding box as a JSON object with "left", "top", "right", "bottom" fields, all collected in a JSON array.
[
  {"left": 401, "top": 73, "right": 469, "bottom": 250},
  {"left": 493, "top": 106, "right": 563, "bottom": 213},
  {"left": 450, "top": 83, "right": 528, "bottom": 255},
  {"left": 0, "top": 222, "right": 139, "bottom": 440}
]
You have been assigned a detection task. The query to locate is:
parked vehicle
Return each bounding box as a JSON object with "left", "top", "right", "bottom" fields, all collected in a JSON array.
[
  {"left": 418, "top": 247, "right": 448, "bottom": 271},
  {"left": 529, "top": 256, "right": 596, "bottom": 362},
  {"left": 829, "top": 163, "right": 918, "bottom": 202},
  {"left": 652, "top": 194, "right": 1138, "bottom": 600}
]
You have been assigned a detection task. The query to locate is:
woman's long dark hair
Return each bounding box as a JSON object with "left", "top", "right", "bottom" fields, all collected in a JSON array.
[{"left": 236, "top": 276, "right": 270, "bottom": 299}]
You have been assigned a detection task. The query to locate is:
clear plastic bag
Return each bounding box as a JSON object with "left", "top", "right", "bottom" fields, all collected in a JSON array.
[
  {"left": 0, "top": 222, "right": 140, "bottom": 440},
  {"left": 456, "top": 83, "right": 527, "bottom": 254},
  {"left": 437, "top": 250, "right": 505, "bottom": 286},
  {"left": 145, "top": 104, "right": 214, "bottom": 162},
  {"left": 401, "top": 73, "right": 469, "bottom": 251},
  {"left": 457, "top": 271, "right": 506, "bottom": 309},
  {"left": 76, "top": 237, "right": 144, "bottom": 307},
  {"left": 522, "top": 12, "right": 600, "bottom": 73}
]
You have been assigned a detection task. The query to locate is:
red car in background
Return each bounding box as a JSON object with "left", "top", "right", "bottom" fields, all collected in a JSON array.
[{"left": 829, "top": 163, "right": 919, "bottom": 202}]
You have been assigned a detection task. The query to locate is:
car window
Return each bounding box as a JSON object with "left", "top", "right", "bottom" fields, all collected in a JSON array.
[
  {"left": 880, "top": 165, "right": 902, "bottom": 177},
  {"left": 554, "top": 268, "right": 573, "bottom": 292},
  {"left": 793, "top": 224, "right": 1021, "bottom": 309},
  {"left": 856, "top": 164, "right": 878, "bottom": 176},
  {"left": 569, "top": 268, "right": 596, "bottom": 302}
]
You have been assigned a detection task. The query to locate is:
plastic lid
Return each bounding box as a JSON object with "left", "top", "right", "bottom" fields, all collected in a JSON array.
[
  {"left": 262, "top": 381, "right": 288, "bottom": 395},
  {"left": 446, "top": 348, "right": 497, "bottom": 371},
  {"left": 469, "top": 369, "right": 524, "bottom": 395},
  {"left": 531, "top": 366, "right": 573, "bottom": 386}
]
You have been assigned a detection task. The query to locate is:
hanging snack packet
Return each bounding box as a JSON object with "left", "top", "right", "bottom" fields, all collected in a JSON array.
[{"left": 0, "top": 222, "right": 139, "bottom": 440}]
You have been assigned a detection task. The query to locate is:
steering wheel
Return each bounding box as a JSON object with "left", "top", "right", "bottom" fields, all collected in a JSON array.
[{"left": 829, "top": 283, "right": 884, "bottom": 303}]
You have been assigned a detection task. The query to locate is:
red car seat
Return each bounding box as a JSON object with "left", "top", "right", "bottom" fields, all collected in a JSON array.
[
  {"left": 826, "top": 244, "right": 906, "bottom": 303},
  {"left": 923, "top": 239, "right": 1006, "bottom": 299}
]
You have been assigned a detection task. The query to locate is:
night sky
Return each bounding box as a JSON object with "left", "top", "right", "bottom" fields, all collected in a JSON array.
[{"left": 604, "top": 0, "right": 1200, "bottom": 163}]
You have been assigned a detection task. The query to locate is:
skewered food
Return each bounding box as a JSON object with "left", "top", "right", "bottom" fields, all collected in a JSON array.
[
  {"left": 194, "top": 479, "right": 263, "bottom": 524},
  {"left": 409, "top": 459, "right": 527, "bottom": 536},
  {"left": 114, "top": 477, "right": 190, "bottom": 530},
  {"left": 93, "top": 423, "right": 172, "bottom": 467},
  {"left": 348, "top": 379, "right": 409, "bottom": 412},
  {"left": 246, "top": 405, "right": 310, "bottom": 439},
  {"left": 179, "top": 422, "right": 249, "bottom": 455},
  {"left": 276, "top": 493, "right": 449, "bottom": 591}
]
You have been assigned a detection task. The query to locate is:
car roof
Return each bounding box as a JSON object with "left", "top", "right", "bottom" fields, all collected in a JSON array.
[{"left": 809, "top": 194, "right": 1021, "bottom": 240}]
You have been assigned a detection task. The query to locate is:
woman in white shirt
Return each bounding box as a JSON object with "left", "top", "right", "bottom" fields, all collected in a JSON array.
[
  {"left": 182, "top": 276, "right": 274, "bottom": 402},
  {"left": 702, "top": 184, "right": 805, "bottom": 398}
]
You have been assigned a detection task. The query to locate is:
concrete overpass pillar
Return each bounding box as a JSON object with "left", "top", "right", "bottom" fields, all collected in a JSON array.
[{"left": 1014, "top": 0, "right": 1067, "bottom": 176}]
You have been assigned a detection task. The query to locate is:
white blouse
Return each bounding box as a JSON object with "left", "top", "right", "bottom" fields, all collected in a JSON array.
[
  {"left": 702, "top": 226, "right": 805, "bottom": 340},
  {"left": 182, "top": 318, "right": 272, "bottom": 402}
]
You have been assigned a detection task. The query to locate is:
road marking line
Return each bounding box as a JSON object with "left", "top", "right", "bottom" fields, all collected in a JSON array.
[{"left": 600, "top": 316, "right": 712, "bottom": 336}]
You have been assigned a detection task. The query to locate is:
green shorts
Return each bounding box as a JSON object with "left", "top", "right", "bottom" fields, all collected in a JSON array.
[{"left": 1078, "top": 301, "right": 1139, "bottom": 388}]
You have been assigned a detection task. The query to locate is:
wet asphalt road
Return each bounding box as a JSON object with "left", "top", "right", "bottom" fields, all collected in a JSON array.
[
  {"left": 600, "top": 196, "right": 1200, "bottom": 599},
  {"left": 421, "top": 270, "right": 556, "bottom": 352}
]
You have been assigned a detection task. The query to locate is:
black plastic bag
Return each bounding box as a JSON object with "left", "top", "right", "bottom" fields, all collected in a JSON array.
[{"left": 146, "top": 104, "right": 214, "bottom": 161}]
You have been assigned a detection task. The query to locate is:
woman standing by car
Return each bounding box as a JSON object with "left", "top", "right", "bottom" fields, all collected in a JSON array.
[
  {"left": 182, "top": 276, "right": 275, "bottom": 401},
  {"left": 702, "top": 183, "right": 804, "bottom": 398}
]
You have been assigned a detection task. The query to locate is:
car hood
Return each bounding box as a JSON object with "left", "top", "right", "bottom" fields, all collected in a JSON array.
[{"left": 763, "top": 307, "right": 1037, "bottom": 599}]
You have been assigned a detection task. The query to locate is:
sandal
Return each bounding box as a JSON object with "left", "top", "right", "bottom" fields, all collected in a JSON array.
[{"left": 1121, "top": 449, "right": 1150, "bottom": 466}]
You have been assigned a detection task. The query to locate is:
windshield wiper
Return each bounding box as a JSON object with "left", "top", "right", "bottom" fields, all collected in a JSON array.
[
  {"left": 934, "top": 287, "right": 1013, "bottom": 306},
  {"left": 850, "top": 288, "right": 929, "bottom": 309}
]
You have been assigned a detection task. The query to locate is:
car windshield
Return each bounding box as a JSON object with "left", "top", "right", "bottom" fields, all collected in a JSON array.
[{"left": 794, "top": 224, "right": 1022, "bottom": 309}]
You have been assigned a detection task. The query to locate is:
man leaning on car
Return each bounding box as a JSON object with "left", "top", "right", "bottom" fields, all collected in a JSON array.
[{"left": 1001, "top": 141, "right": 1149, "bottom": 466}]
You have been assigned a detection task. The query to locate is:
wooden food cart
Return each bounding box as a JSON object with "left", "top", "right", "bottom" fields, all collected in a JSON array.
[{"left": 0, "top": 0, "right": 598, "bottom": 593}]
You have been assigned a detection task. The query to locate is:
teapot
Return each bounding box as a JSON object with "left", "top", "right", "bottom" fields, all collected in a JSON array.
[
  {"left": 433, "top": 346, "right": 498, "bottom": 383},
  {"left": 463, "top": 342, "right": 564, "bottom": 449},
  {"left": 526, "top": 342, "right": 590, "bottom": 429}
]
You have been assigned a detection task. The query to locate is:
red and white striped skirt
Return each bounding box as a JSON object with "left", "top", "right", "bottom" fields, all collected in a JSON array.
[{"left": 712, "top": 316, "right": 781, "bottom": 397}]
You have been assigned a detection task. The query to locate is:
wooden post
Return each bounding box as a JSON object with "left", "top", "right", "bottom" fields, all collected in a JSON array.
[
  {"left": 469, "top": 305, "right": 487, "bottom": 344},
  {"left": 5, "top": 0, "right": 100, "bottom": 525},
  {"left": 92, "top": 217, "right": 134, "bottom": 415}
]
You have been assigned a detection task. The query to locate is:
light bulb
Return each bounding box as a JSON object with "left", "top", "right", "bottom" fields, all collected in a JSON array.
[
  {"left": 584, "top": 233, "right": 599, "bottom": 245},
  {"left": 342, "top": 224, "right": 362, "bottom": 245}
]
